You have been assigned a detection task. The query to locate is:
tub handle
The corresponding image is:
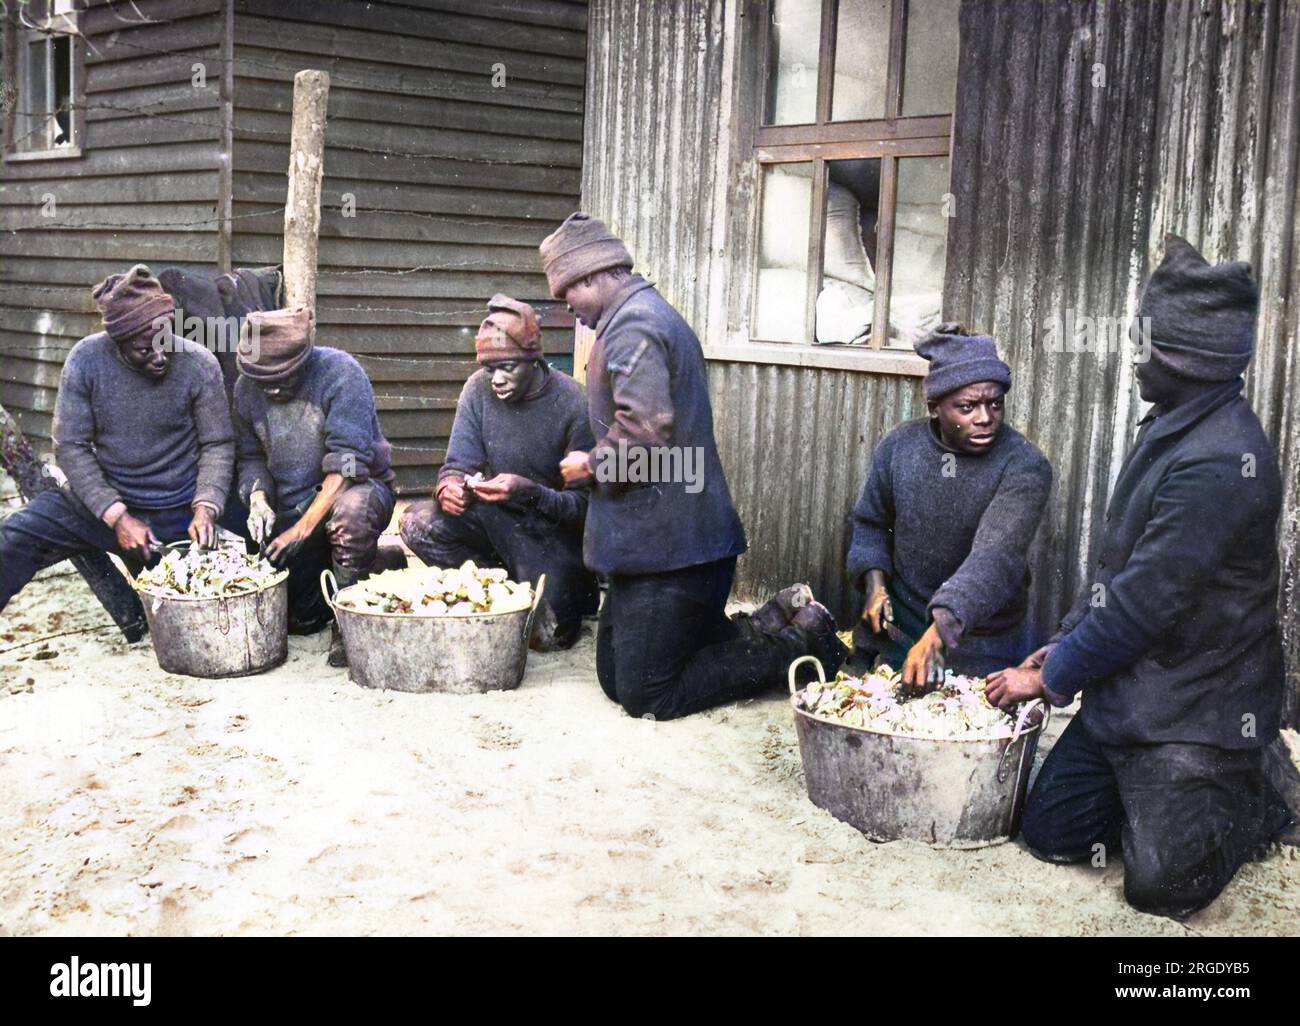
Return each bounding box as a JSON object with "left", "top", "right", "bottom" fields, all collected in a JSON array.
[
  {"left": 320, "top": 568, "right": 338, "bottom": 610},
  {"left": 522, "top": 573, "right": 547, "bottom": 644},
  {"left": 216, "top": 596, "right": 231, "bottom": 636},
  {"left": 787, "top": 654, "right": 826, "bottom": 696},
  {"left": 996, "top": 699, "right": 1049, "bottom": 784}
]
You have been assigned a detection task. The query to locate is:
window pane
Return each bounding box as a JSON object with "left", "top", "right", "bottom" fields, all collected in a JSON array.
[
  {"left": 754, "top": 163, "right": 813, "bottom": 343},
  {"left": 902, "top": 0, "right": 960, "bottom": 116},
  {"left": 52, "top": 35, "right": 73, "bottom": 146},
  {"left": 831, "top": 0, "right": 891, "bottom": 122},
  {"left": 889, "top": 155, "right": 950, "bottom": 347},
  {"left": 19, "top": 38, "right": 52, "bottom": 152},
  {"left": 764, "top": 0, "right": 821, "bottom": 126},
  {"left": 817, "top": 158, "right": 879, "bottom": 344}
]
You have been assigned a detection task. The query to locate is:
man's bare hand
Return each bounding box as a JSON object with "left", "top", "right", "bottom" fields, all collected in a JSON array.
[
  {"left": 985, "top": 665, "right": 1045, "bottom": 709},
  {"left": 472, "top": 473, "right": 535, "bottom": 504},
  {"left": 560, "top": 450, "right": 592, "bottom": 486},
  {"left": 114, "top": 512, "right": 160, "bottom": 560},
  {"left": 187, "top": 505, "right": 218, "bottom": 549},
  {"left": 247, "top": 490, "right": 276, "bottom": 545},
  {"left": 437, "top": 478, "right": 470, "bottom": 516},
  {"left": 861, "top": 569, "right": 893, "bottom": 634},
  {"left": 901, "top": 622, "right": 945, "bottom": 687},
  {"left": 265, "top": 522, "right": 310, "bottom": 567}
]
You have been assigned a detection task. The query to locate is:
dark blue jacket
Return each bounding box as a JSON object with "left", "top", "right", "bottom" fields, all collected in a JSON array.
[
  {"left": 583, "top": 276, "right": 746, "bottom": 576},
  {"left": 1044, "top": 380, "right": 1283, "bottom": 749}
]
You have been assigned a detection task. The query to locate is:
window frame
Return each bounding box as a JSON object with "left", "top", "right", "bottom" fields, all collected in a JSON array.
[
  {"left": 2, "top": 1, "right": 85, "bottom": 162},
  {"left": 749, "top": 0, "right": 953, "bottom": 354}
]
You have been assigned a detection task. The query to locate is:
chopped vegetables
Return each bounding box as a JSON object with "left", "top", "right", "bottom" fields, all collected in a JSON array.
[
  {"left": 135, "top": 546, "right": 281, "bottom": 598},
  {"left": 336, "top": 561, "right": 532, "bottom": 616},
  {"left": 795, "top": 663, "right": 1016, "bottom": 740}
]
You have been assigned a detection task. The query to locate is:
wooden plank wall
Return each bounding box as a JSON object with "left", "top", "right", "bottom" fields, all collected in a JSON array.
[
  {"left": 0, "top": 0, "right": 226, "bottom": 446},
  {"left": 229, "top": 0, "right": 588, "bottom": 494}
]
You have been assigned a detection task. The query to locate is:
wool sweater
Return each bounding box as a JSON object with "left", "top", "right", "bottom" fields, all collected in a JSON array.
[
  {"left": 234, "top": 346, "right": 394, "bottom": 513},
  {"left": 53, "top": 332, "right": 234, "bottom": 518},
  {"left": 439, "top": 365, "right": 594, "bottom": 527},
  {"left": 848, "top": 417, "right": 1052, "bottom": 644}
]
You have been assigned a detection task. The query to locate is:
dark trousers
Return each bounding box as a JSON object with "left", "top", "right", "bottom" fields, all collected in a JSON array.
[
  {"left": 1021, "top": 715, "right": 1293, "bottom": 919},
  {"left": 400, "top": 498, "right": 595, "bottom": 638},
  {"left": 276, "top": 478, "right": 396, "bottom": 629},
  {"left": 0, "top": 487, "right": 246, "bottom": 613},
  {"left": 596, "top": 556, "right": 806, "bottom": 721}
]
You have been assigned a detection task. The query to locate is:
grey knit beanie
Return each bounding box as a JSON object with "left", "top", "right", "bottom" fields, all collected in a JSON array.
[
  {"left": 539, "top": 213, "right": 633, "bottom": 298},
  {"left": 915, "top": 327, "right": 1012, "bottom": 400}
]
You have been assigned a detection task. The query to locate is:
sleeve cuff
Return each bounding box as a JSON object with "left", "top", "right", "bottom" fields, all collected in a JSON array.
[
  {"left": 100, "top": 500, "right": 128, "bottom": 528},
  {"left": 1041, "top": 645, "right": 1083, "bottom": 703}
]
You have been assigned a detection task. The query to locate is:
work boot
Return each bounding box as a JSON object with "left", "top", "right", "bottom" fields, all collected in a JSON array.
[
  {"left": 327, "top": 621, "right": 347, "bottom": 668},
  {"left": 791, "top": 600, "right": 849, "bottom": 678},
  {"left": 749, "top": 583, "right": 814, "bottom": 635}
]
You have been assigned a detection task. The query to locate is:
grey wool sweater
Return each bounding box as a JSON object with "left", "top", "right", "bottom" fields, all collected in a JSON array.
[
  {"left": 848, "top": 417, "right": 1052, "bottom": 644},
  {"left": 53, "top": 332, "right": 234, "bottom": 518},
  {"left": 234, "top": 346, "right": 394, "bottom": 513},
  {"left": 439, "top": 365, "right": 595, "bottom": 527}
]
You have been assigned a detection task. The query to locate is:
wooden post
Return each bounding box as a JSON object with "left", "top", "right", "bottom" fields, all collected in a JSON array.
[
  {"left": 0, "top": 404, "right": 145, "bottom": 641},
  {"left": 282, "top": 69, "right": 330, "bottom": 315}
]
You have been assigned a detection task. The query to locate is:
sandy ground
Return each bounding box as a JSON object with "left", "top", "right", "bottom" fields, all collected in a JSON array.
[{"left": 1, "top": 566, "right": 1298, "bottom": 937}]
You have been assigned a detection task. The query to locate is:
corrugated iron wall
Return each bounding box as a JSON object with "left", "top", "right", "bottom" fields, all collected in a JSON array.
[
  {"left": 1150, "top": 0, "right": 1300, "bottom": 724},
  {"left": 591, "top": 0, "right": 1300, "bottom": 719}
]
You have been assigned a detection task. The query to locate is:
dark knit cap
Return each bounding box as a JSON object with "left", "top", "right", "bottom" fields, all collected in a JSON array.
[
  {"left": 476, "top": 293, "right": 542, "bottom": 364},
  {"left": 539, "top": 212, "right": 633, "bottom": 299},
  {"left": 237, "top": 307, "right": 314, "bottom": 384},
  {"left": 915, "top": 327, "right": 1012, "bottom": 400},
  {"left": 1138, "top": 234, "right": 1258, "bottom": 382},
  {"left": 92, "top": 264, "right": 175, "bottom": 344}
]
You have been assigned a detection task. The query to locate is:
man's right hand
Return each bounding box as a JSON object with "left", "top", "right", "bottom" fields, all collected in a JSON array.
[
  {"left": 247, "top": 490, "right": 276, "bottom": 545},
  {"left": 438, "top": 478, "right": 470, "bottom": 517},
  {"left": 861, "top": 569, "right": 893, "bottom": 634},
  {"left": 114, "top": 512, "right": 160, "bottom": 560},
  {"left": 1017, "top": 644, "right": 1055, "bottom": 670}
]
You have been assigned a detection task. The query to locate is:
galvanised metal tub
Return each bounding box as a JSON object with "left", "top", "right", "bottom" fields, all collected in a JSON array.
[
  {"left": 786, "top": 655, "right": 1048, "bottom": 848},
  {"left": 321, "top": 570, "right": 544, "bottom": 694},
  {"left": 136, "top": 569, "right": 290, "bottom": 679}
]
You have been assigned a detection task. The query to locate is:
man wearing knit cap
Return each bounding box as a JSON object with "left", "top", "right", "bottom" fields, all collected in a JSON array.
[
  {"left": 0, "top": 264, "right": 236, "bottom": 612},
  {"left": 233, "top": 306, "right": 397, "bottom": 667},
  {"left": 848, "top": 325, "right": 1052, "bottom": 687},
  {"left": 542, "top": 213, "right": 847, "bottom": 720},
  {"left": 399, "top": 294, "right": 597, "bottom": 651},
  {"left": 987, "top": 235, "right": 1293, "bottom": 918}
]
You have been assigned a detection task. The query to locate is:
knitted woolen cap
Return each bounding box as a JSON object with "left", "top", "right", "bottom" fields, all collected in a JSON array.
[
  {"left": 91, "top": 264, "right": 175, "bottom": 343},
  {"left": 538, "top": 212, "right": 633, "bottom": 298},
  {"left": 237, "top": 306, "right": 315, "bottom": 384},
  {"left": 476, "top": 293, "right": 542, "bottom": 364},
  {"left": 915, "top": 327, "right": 1012, "bottom": 400},
  {"left": 1138, "top": 233, "right": 1257, "bottom": 382}
]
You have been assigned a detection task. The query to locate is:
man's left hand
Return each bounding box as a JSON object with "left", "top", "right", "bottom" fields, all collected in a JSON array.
[
  {"left": 187, "top": 505, "right": 218, "bottom": 549},
  {"left": 901, "top": 623, "right": 946, "bottom": 687},
  {"left": 471, "top": 473, "right": 536, "bottom": 503},
  {"left": 265, "top": 522, "right": 311, "bottom": 567},
  {"left": 560, "top": 450, "right": 592, "bottom": 486},
  {"left": 985, "top": 665, "right": 1045, "bottom": 709}
]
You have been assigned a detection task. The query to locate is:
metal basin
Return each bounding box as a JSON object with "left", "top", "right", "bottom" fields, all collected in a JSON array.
[
  {"left": 787, "top": 655, "right": 1048, "bottom": 848},
  {"left": 137, "top": 571, "right": 289, "bottom": 679},
  {"left": 322, "top": 570, "right": 544, "bottom": 694}
]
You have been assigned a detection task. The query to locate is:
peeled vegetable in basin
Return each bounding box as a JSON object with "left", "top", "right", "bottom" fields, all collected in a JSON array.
[
  {"left": 134, "top": 546, "right": 281, "bottom": 599},
  {"left": 336, "top": 560, "right": 532, "bottom": 616},
  {"left": 795, "top": 663, "right": 1016, "bottom": 740}
]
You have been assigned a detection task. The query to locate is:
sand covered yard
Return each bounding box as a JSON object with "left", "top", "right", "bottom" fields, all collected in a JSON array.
[{"left": 1, "top": 566, "right": 1297, "bottom": 937}]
